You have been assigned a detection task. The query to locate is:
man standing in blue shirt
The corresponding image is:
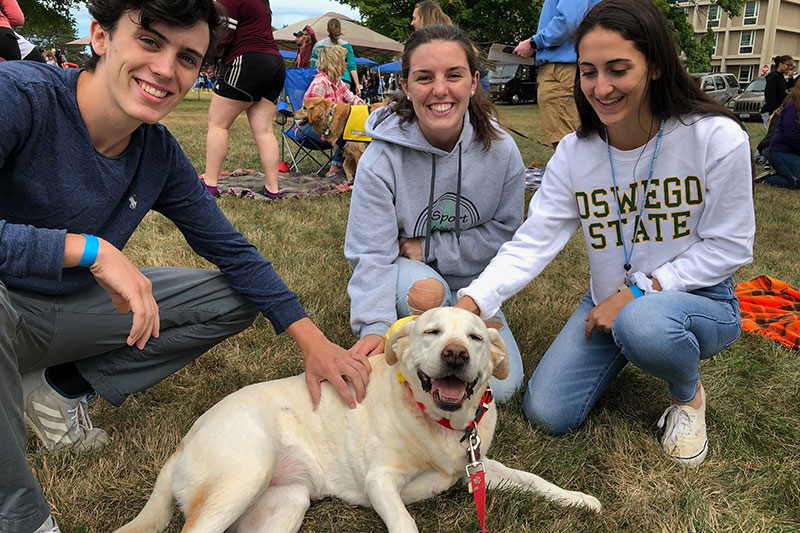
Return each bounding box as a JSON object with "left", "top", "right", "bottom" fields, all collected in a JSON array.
[
  {"left": 513, "top": 0, "right": 600, "bottom": 147},
  {"left": 0, "top": 1, "right": 370, "bottom": 531}
]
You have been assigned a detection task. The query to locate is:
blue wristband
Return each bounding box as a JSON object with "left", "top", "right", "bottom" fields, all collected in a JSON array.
[
  {"left": 629, "top": 285, "right": 644, "bottom": 299},
  {"left": 79, "top": 234, "right": 99, "bottom": 267}
]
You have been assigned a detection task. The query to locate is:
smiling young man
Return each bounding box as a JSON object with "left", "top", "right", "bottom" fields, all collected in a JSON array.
[{"left": 0, "top": 1, "right": 370, "bottom": 531}]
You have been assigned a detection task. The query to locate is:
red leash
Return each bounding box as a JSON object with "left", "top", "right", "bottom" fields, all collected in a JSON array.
[{"left": 398, "top": 371, "right": 492, "bottom": 531}]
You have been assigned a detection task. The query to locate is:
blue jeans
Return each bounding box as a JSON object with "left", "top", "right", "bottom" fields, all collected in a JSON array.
[
  {"left": 765, "top": 149, "right": 800, "bottom": 189},
  {"left": 524, "top": 279, "right": 741, "bottom": 435},
  {"left": 294, "top": 124, "right": 344, "bottom": 167},
  {"left": 394, "top": 257, "right": 524, "bottom": 402}
]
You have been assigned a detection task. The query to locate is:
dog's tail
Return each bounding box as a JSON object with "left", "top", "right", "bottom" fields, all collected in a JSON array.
[{"left": 114, "top": 450, "right": 180, "bottom": 533}]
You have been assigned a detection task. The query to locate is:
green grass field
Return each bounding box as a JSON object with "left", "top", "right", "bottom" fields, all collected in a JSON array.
[{"left": 30, "top": 96, "right": 800, "bottom": 532}]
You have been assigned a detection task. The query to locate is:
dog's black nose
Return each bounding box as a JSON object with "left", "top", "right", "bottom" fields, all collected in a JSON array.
[{"left": 441, "top": 344, "right": 469, "bottom": 366}]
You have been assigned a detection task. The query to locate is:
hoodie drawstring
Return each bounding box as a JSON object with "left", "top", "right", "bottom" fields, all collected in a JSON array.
[
  {"left": 456, "top": 144, "right": 462, "bottom": 246},
  {"left": 424, "top": 155, "right": 436, "bottom": 262},
  {"left": 423, "top": 146, "right": 463, "bottom": 262}
]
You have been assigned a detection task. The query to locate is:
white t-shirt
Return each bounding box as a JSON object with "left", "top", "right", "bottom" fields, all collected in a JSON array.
[{"left": 460, "top": 114, "right": 755, "bottom": 318}]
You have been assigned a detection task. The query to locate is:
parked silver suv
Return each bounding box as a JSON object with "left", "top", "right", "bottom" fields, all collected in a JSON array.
[{"left": 691, "top": 72, "right": 741, "bottom": 105}]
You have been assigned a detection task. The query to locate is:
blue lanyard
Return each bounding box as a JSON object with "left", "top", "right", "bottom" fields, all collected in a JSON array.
[{"left": 604, "top": 120, "right": 665, "bottom": 284}]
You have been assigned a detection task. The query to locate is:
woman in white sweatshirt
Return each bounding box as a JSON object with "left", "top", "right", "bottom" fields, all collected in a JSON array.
[{"left": 457, "top": 0, "right": 754, "bottom": 467}]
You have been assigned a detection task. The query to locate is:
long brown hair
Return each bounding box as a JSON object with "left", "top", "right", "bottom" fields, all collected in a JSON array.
[
  {"left": 573, "top": 0, "right": 740, "bottom": 140},
  {"left": 414, "top": 0, "right": 452, "bottom": 27},
  {"left": 327, "top": 18, "right": 342, "bottom": 44},
  {"left": 392, "top": 24, "right": 501, "bottom": 150}
]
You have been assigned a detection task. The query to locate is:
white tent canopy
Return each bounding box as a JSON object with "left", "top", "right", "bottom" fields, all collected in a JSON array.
[
  {"left": 273, "top": 12, "right": 403, "bottom": 58},
  {"left": 66, "top": 36, "right": 91, "bottom": 45}
]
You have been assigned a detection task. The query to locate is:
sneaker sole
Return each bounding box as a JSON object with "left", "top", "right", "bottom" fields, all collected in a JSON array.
[{"left": 669, "top": 439, "right": 708, "bottom": 468}]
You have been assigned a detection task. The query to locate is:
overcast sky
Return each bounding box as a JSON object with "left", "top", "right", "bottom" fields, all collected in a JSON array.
[{"left": 70, "top": 0, "right": 362, "bottom": 38}]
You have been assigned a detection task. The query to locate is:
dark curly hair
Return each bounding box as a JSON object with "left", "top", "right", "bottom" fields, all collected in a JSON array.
[
  {"left": 85, "top": 0, "right": 226, "bottom": 71},
  {"left": 391, "top": 24, "right": 501, "bottom": 150}
]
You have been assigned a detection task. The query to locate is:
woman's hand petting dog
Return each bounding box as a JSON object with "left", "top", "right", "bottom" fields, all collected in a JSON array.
[
  {"left": 349, "top": 333, "right": 385, "bottom": 357},
  {"left": 399, "top": 237, "right": 423, "bottom": 261}
]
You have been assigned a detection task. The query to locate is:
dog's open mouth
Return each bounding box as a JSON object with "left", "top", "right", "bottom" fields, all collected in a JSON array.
[
  {"left": 296, "top": 117, "right": 309, "bottom": 126},
  {"left": 417, "top": 370, "right": 478, "bottom": 412}
]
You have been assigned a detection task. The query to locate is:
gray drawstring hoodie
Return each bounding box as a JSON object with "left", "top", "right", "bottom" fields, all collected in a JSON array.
[{"left": 344, "top": 104, "right": 525, "bottom": 339}]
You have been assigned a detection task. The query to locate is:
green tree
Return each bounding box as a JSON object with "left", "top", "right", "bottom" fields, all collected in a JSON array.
[
  {"left": 656, "top": 0, "right": 745, "bottom": 72},
  {"left": 16, "top": 0, "right": 79, "bottom": 51},
  {"left": 341, "top": 0, "right": 542, "bottom": 45}
]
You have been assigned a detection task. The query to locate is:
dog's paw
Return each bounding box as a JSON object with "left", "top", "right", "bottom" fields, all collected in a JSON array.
[{"left": 571, "top": 491, "right": 602, "bottom": 513}]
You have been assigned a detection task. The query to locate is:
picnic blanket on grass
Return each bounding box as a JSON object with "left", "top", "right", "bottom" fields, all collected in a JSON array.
[
  {"left": 209, "top": 169, "right": 349, "bottom": 200},
  {"left": 525, "top": 166, "right": 544, "bottom": 190},
  {"left": 735, "top": 275, "right": 800, "bottom": 350}
]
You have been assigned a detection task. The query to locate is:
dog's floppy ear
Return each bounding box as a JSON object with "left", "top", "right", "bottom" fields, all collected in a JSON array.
[
  {"left": 384, "top": 319, "right": 415, "bottom": 365},
  {"left": 487, "top": 328, "right": 509, "bottom": 380},
  {"left": 306, "top": 98, "right": 332, "bottom": 134}
]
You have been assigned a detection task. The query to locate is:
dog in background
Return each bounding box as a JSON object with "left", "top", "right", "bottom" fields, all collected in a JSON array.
[
  {"left": 115, "top": 307, "right": 601, "bottom": 533},
  {"left": 294, "top": 97, "right": 386, "bottom": 184}
]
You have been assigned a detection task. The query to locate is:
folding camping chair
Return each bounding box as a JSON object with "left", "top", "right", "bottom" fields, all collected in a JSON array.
[{"left": 275, "top": 68, "right": 334, "bottom": 176}]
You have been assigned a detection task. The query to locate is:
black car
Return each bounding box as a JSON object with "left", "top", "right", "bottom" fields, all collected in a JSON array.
[{"left": 488, "top": 62, "right": 537, "bottom": 104}]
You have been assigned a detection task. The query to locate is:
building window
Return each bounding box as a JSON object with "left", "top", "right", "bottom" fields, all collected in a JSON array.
[
  {"left": 713, "top": 32, "right": 720, "bottom": 55},
  {"left": 711, "top": 65, "right": 720, "bottom": 73},
  {"left": 743, "top": 1, "right": 759, "bottom": 25},
  {"left": 708, "top": 5, "right": 721, "bottom": 28},
  {"left": 739, "top": 30, "right": 754, "bottom": 54},
  {"left": 738, "top": 64, "right": 756, "bottom": 83}
]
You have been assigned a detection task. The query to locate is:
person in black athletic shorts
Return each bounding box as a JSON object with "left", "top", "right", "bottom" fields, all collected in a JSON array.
[{"left": 203, "top": 0, "right": 285, "bottom": 198}]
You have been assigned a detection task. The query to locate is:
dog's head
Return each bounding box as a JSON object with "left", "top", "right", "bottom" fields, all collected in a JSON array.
[
  {"left": 385, "top": 307, "right": 508, "bottom": 416},
  {"left": 294, "top": 97, "right": 334, "bottom": 134}
]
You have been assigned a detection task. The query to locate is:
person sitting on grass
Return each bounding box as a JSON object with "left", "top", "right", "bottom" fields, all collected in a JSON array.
[
  {"left": 763, "top": 86, "right": 800, "bottom": 190},
  {"left": 456, "top": 0, "right": 755, "bottom": 468},
  {"left": 0, "top": 1, "right": 370, "bottom": 532},
  {"left": 295, "top": 44, "right": 364, "bottom": 180},
  {"left": 344, "top": 24, "right": 526, "bottom": 402}
]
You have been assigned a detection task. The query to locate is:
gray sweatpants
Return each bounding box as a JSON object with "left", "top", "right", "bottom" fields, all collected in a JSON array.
[{"left": 0, "top": 268, "right": 258, "bottom": 532}]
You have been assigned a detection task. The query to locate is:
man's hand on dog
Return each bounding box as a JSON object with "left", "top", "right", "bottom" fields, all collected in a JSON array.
[
  {"left": 398, "top": 237, "right": 422, "bottom": 261},
  {"left": 287, "top": 318, "right": 371, "bottom": 409},
  {"left": 349, "top": 334, "right": 385, "bottom": 357}
]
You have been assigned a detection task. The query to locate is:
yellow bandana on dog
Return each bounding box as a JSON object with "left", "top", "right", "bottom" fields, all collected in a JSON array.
[{"left": 385, "top": 315, "right": 418, "bottom": 342}]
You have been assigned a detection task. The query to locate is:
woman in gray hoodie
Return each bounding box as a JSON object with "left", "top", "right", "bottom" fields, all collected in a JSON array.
[{"left": 344, "top": 24, "right": 526, "bottom": 401}]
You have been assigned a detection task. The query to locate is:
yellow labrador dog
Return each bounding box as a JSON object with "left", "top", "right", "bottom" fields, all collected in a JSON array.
[{"left": 115, "top": 307, "right": 600, "bottom": 533}]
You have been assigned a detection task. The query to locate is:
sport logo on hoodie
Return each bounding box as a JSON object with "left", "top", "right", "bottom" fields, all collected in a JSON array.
[{"left": 413, "top": 192, "right": 479, "bottom": 234}]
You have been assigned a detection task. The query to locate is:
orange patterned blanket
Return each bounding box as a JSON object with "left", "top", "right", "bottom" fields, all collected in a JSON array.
[{"left": 735, "top": 275, "right": 800, "bottom": 350}]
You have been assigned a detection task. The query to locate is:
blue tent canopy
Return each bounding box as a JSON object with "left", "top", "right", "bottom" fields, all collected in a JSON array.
[
  {"left": 279, "top": 50, "right": 298, "bottom": 60},
  {"left": 355, "top": 57, "right": 378, "bottom": 67},
  {"left": 379, "top": 60, "right": 402, "bottom": 73}
]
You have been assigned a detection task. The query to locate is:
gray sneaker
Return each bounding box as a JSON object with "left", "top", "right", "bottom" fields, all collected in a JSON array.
[
  {"left": 33, "top": 515, "right": 61, "bottom": 533},
  {"left": 21, "top": 370, "right": 109, "bottom": 452}
]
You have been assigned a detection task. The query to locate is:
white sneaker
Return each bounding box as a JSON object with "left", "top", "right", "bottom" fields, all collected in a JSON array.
[
  {"left": 21, "top": 370, "right": 109, "bottom": 452},
  {"left": 33, "top": 515, "right": 61, "bottom": 533},
  {"left": 657, "top": 386, "right": 708, "bottom": 467}
]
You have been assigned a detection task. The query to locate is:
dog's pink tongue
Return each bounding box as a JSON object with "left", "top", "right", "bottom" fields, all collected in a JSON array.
[{"left": 431, "top": 377, "right": 466, "bottom": 401}]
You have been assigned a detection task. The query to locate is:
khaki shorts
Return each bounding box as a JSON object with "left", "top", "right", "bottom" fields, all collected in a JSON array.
[{"left": 537, "top": 62, "right": 579, "bottom": 145}]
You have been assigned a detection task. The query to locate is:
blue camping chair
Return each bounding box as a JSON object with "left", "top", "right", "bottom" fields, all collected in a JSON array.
[{"left": 275, "top": 68, "right": 334, "bottom": 175}]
